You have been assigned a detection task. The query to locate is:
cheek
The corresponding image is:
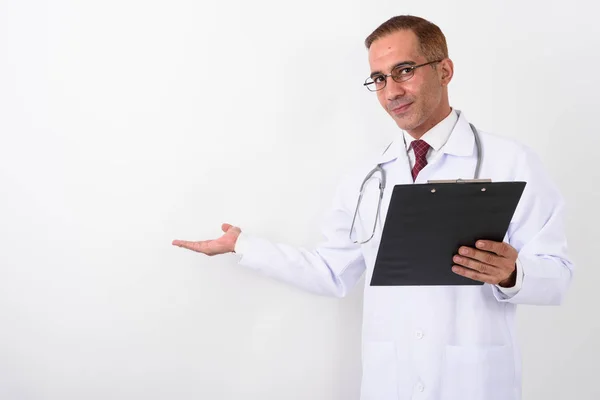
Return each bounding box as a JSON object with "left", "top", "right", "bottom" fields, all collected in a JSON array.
[
  {"left": 376, "top": 92, "right": 388, "bottom": 110},
  {"left": 419, "top": 79, "right": 442, "bottom": 102},
  {"left": 405, "top": 81, "right": 424, "bottom": 101}
]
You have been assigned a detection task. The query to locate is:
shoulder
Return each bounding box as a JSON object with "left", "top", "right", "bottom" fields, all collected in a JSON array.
[
  {"left": 476, "top": 126, "right": 561, "bottom": 198},
  {"left": 332, "top": 141, "right": 394, "bottom": 209},
  {"left": 476, "top": 127, "right": 546, "bottom": 173},
  {"left": 477, "top": 128, "right": 531, "bottom": 157},
  {"left": 342, "top": 140, "right": 394, "bottom": 180}
]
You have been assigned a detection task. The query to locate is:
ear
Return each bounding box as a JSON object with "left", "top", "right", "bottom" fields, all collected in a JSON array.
[{"left": 439, "top": 58, "right": 454, "bottom": 85}]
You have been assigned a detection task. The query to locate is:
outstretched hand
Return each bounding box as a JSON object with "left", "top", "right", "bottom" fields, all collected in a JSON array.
[{"left": 172, "top": 223, "right": 242, "bottom": 256}]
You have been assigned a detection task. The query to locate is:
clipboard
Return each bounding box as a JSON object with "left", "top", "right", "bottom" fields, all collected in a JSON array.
[{"left": 370, "top": 180, "right": 526, "bottom": 286}]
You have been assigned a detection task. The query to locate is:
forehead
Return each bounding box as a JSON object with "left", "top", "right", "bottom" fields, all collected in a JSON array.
[{"left": 368, "top": 29, "right": 422, "bottom": 72}]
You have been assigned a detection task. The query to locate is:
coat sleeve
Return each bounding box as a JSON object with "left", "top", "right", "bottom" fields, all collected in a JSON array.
[
  {"left": 233, "top": 173, "right": 367, "bottom": 298},
  {"left": 492, "top": 146, "right": 574, "bottom": 305}
]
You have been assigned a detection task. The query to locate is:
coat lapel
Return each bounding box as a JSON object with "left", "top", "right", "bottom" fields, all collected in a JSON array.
[{"left": 441, "top": 110, "right": 476, "bottom": 158}]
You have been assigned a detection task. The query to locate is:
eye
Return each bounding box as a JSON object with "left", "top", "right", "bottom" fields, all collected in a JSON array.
[
  {"left": 372, "top": 75, "right": 386, "bottom": 83},
  {"left": 397, "top": 67, "right": 413, "bottom": 75}
]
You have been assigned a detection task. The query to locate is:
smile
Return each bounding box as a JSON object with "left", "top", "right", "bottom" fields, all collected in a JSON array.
[{"left": 391, "top": 102, "right": 413, "bottom": 114}]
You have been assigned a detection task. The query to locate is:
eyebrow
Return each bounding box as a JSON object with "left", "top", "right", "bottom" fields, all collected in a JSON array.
[{"left": 370, "top": 60, "right": 417, "bottom": 78}]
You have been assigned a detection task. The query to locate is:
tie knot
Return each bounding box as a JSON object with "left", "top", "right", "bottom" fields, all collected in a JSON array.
[{"left": 411, "top": 139, "right": 430, "bottom": 159}]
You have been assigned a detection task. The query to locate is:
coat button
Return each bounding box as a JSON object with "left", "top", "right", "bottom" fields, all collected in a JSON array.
[
  {"left": 415, "top": 330, "right": 424, "bottom": 339},
  {"left": 416, "top": 382, "right": 425, "bottom": 392}
]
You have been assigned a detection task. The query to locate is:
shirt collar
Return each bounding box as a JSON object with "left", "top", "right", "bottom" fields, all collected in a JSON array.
[
  {"left": 377, "top": 109, "right": 474, "bottom": 164},
  {"left": 402, "top": 108, "right": 459, "bottom": 151}
]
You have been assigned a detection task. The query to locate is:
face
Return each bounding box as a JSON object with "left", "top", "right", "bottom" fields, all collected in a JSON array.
[{"left": 368, "top": 29, "right": 453, "bottom": 137}]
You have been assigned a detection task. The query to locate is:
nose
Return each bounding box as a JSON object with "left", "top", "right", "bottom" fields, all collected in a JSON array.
[{"left": 383, "top": 77, "right": 406, "bottom": 101}]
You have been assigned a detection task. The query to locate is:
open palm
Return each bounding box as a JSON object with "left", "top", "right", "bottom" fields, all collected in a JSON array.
[{"left": 172, "top": 223, "right": 241, "bottom": 256}]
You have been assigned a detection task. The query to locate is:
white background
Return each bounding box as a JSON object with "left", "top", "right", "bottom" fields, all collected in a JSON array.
[{"left": 1, "top": 0, "right": 598, "bottom": 399}]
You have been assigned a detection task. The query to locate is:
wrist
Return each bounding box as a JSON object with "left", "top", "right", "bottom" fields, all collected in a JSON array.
[
  {"left": 232, "top": 232, "right": 244, "bottom": 254},
  {"left": 498, "top": 266, "right": 517, "bottom": 287}
]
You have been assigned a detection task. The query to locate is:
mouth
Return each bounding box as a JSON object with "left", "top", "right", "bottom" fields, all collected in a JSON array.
[{"left": 390, "top": 102, "right": 413, "bottom": 115}]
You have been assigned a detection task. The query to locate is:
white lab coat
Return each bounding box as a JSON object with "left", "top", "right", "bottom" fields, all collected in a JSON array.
[{"left": 235, "top": 110, "right": 573, "bottom": 400}]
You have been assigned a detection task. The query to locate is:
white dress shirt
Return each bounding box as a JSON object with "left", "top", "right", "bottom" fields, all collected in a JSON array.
[{"left": 401, "top": 108, "right": 523, "bottom": 295}]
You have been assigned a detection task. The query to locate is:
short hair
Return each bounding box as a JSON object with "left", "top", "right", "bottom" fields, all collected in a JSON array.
[{"left": 364, "top": 15, "right": 448, "bottom": 62}]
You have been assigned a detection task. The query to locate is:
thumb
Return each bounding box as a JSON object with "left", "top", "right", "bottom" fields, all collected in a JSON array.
[{"left": 221, "top": 223, "right": 233, "bottom": 233}]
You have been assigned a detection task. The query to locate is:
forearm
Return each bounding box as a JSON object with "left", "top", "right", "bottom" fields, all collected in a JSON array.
[
  {"left": 235, "top": 233, "right": 366, "bottom": 298},
  {"left": 493, "top": 253, "right": 573, "bottom": 305}
]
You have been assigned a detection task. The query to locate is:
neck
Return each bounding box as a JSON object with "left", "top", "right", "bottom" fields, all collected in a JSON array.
[{"left": 406, "top": 105, "right": 452, "bottom": 139}]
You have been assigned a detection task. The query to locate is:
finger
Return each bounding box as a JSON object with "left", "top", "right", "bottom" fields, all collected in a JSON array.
[
  {"left": 475, "top": 240, "right": 516, "bottom": 258},
  {"left": 458, "top": 246, "right": 503, "bottom": 267},
  {"left": 452, "top": 254, "right": 497, "bottom": 276},
  {"left": 452, "top": 265, "right": 496, "bottom": 284},
  {"left": 172, "top": 240, "right": 208, "bottom": 253}
]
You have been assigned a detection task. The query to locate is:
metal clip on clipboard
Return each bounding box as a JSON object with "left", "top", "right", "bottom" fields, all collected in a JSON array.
[{"left": 427, "top": 178, "right": 492, "bottom": 184}]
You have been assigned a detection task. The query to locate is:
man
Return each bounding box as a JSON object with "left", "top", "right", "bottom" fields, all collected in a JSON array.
[{"left": 173, "top": 15, "right": 573, "bottom": 400}]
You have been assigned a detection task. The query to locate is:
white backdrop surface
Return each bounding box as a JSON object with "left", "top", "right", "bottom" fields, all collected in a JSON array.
[{"left": 1, "top": 0, "right": 598, "bottom": 399}]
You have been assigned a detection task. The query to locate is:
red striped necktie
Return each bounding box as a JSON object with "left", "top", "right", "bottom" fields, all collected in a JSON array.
[{"left": 410, "top": 139, "right": 431, "bottom": 181}]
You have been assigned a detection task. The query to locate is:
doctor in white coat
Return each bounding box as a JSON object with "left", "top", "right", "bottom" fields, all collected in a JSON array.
[{"left": 173, "top": 15, "right": 573, "bottom": 400}]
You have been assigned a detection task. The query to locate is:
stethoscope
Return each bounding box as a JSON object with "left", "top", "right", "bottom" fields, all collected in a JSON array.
[{"left": 349, "top": 123, "right": 483, "bottom": 244}]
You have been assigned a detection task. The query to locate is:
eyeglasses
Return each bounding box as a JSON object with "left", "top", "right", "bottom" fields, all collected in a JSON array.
[{"left": 363, "top": 60, "right": 443, "bottom": 92}]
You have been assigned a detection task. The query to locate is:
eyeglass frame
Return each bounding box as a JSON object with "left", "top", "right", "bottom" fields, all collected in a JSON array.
[{"left": 363, "top": 59, "right": 443, "bottom": 92}]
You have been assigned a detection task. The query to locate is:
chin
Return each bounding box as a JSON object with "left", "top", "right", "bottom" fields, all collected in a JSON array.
[{"left": 393, "top": 114, "right": 419, "bottom": 131}]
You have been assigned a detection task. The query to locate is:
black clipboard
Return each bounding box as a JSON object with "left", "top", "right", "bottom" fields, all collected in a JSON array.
[{"left": 370, "top": 180, "right": 526, "bottom": 286}]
